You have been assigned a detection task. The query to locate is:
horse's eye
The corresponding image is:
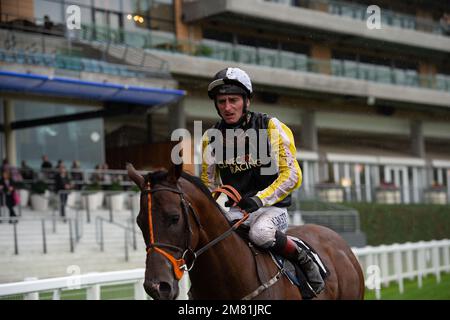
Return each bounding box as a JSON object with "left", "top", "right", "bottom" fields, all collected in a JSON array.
[{"left": 168, "top": 214, "right": 180, "bottom": 226}]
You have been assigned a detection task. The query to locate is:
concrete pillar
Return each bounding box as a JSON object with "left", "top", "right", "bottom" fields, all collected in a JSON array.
[
  {"left": 302, "top": 161, "right": 310, "bottom": 195},
  {"left": 301, "top": 110, "right": 318, "bottom": 152},
  {"left": 410, "top": 120, "right": 425, "bottom": 158},
  {"left": 333, "top": 163, "right": 340, "bottom": 184},
  {"left": 167, "top": 100, "right": 194, "bottom": 173},
  {"left": 364, "top": 164, "right": 372, "bottom": 202},
  {"left": 412, "top": 167, "right": 420, "bottom": 203},
  {"left": 416, "top": 9, "right": 434, "bottom": 33},
  {"left": 354, "top": 163, "right": 361, "bottom": 202},
  {"left": 174, "top": 0, "right": 203, "bottom": 54},
  {"left": 310, "top": 44, "right": 331, "bottom": 74},
  {"left": 168, "top": 100, "right": 186, "bottom": 133},
  {"left": 3, "top": 99, "right": 17, "bottom": 166},
  {"left": 418, "top": 62, "right": 436, "bottom": 88},
  {"left": 146, "top": 113, "right": 153, "bottom": 144},
  {"left": 402, "top": 166, "right": 410, "bottom": 204}
]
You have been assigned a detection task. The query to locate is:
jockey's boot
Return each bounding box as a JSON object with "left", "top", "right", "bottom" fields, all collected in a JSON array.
[{"left": 272, "top": 231, "right": 325, "bottom": 295}]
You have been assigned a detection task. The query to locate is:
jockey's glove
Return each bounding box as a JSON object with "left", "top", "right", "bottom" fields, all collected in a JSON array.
[{"left": 237, "top": 196, "right": 263, "bottom": 213}]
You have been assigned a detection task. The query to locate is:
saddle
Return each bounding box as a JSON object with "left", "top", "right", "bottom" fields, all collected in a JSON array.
[{"left": 234, "top": 223, "right": 329, "bottom": 299}]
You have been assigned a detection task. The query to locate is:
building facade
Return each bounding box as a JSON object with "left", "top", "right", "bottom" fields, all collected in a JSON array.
[{"left": 1, "top": 0, "right": 450, "bottom": 204}]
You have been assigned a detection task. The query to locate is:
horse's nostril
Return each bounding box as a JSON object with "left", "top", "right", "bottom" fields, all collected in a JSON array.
[
  {"left": 159, "top": 282, "right": 172, "bottom": 296},
  {"left": 144, "top": 280, "right": 173, "bottom": 300},
  {"left": 144, "top": 281, "right": 160, "bottom": 298}
]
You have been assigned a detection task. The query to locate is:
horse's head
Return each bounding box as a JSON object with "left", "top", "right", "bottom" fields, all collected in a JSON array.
[{"left": 127, "top": 162, "right": 195, "bottom": 300}]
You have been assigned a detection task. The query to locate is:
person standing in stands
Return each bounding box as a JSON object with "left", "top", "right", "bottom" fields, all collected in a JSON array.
[
  {"left": 0, "top": 170, "right": 18, "bottom": 223},
  {"left": 55, "top": 166, "right": 72, "bottom": 221},
  {"left": 70, "top": 160, "right": 83, "bottom": 190},
  {"left": 20, "top": 160, "right": 35, "bottom": 181},
  {"left": 41, "top": 155, "right": 52, "bottom": 170}
]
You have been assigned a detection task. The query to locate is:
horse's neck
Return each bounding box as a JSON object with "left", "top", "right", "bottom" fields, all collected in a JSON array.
[{"left": 183, "top": 182, "right": 257, "bottom": 299}]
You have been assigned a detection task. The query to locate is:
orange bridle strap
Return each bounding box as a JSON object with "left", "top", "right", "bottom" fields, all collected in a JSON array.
[{"left": 146, "top": 184, "right": 186, "bottom": 281}]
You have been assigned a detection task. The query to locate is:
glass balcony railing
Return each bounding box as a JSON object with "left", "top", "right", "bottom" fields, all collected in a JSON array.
[
  {"left": 75, "top": 24, "right": 450, "bottom": 92},
  {"left": 3, "top": 22, "right": 449, "bottom": 93},
  {"left": 0, "top": 48, "right": 150, "bottom": 78},
  {"left": 263, "top": 0, "right": 448, "bottom": 36}
]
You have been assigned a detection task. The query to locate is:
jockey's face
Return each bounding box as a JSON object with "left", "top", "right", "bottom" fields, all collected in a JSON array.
[{"left": 216, "top": 94, "right": 249, "bottom": 125}]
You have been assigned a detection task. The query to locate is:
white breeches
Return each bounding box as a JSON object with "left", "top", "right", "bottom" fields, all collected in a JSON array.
[{"left": 226, "top": 206, "right": 289, "bottom": 248}]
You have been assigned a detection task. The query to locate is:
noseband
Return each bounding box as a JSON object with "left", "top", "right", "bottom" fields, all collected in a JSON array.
[{"left": 143, "top": 182, "right": 201, "bottom": 280}]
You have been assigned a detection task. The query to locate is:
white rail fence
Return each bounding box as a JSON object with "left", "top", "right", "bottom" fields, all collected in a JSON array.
[
  {"left": 353, "top": 239, "right": 450, "bottom": 299},
  {"left": 0, "top": 239, "right": 449, "bottom": 300}
]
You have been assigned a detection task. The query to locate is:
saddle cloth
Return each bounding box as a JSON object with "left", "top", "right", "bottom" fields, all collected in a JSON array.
[{"left": 233, "top": 224, "right": 328, "bottom": 299}]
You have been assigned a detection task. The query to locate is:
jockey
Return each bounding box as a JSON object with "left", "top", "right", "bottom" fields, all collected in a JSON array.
[{"left": 201, "top": 67, "right": 325, "bottom": 294}]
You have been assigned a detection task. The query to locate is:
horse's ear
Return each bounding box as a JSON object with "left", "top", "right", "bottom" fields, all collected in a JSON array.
[
  {"left": 168, "top": 162, "right": 183, "bottom": 182},
  {"left": 167, "top": 139, "right": 184, "bottom": 184},
  {"left": 126, "top": 163, "right": 145, "bottom": 190},
  {"left": 168, "top": 146, "right": 183, "bottom": 184}
]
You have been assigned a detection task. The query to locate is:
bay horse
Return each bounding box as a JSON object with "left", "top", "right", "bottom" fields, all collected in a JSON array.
[{"left": 127, "top": 162, "right": 365, "bottom": 300}]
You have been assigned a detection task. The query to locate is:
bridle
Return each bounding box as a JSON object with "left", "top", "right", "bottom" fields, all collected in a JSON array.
[
  {"left": 143, "top": 182, "right": 201, "bottom": 280},
  {"left": 143, "top": 182, "right": 248, "bottom": 281}
]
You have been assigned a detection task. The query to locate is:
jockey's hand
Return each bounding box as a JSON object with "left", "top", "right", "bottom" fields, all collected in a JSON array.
[
  {"left": 224, "top": 199, "right": 234, "bottom": 207},
  {"left": 237, "top": 196, "right": 263, "bottom": 213}
]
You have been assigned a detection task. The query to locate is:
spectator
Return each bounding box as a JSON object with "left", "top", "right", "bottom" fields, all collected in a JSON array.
[
  {"left": 20, "top": 160, "right": 35, "bottom": 181},
  {"left": 91, "top": 164, "right": 102, "bottom": 184},
  {"left": 70, "top": 160, "right": 84, "bottom": 190},
  {"left": 41, "top": 155, "right": 53, "bottom": 180},
  {"left": 56, "top": 159, "right": 65, "bottom": 170},
  {"left": 41, "top": 155, "right": 52, "bottom": 170},
  {"left": 1, "top": 158, "right": 9, "bottom": 173},
  {"left": 43, "top": 15, "right": 54, "bottom": 31},
  {"left": 0, "top": 169, "right": 18, "bottom": 224},
  {"left": 101, "top": 163, "right": 112, "bottom": 185},
  {"left": 1, "top": 159, "right": 23, "bottom": 183},
  {"left": 440, "top": 13, "right": 450, "bottom": 35},
  {"left": 55, "top": 166, "right": 71, "bottom": 221}
]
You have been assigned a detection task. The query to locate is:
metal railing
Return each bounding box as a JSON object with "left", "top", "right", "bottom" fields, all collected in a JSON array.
[
  {"left": 2, "top": 17, "right": 450, "bottom": 92},
  {"left": 0, "top": 189, "right": 139, "bottom": 258},
  {"left": 95, "top": 216, "right": 136, "bottom": 262},
  {"left": 0, "top": 18, "right": 170, "bottom": 78},
  {"left": 0, "top": 215, "right": 79, "bottom": 255}
]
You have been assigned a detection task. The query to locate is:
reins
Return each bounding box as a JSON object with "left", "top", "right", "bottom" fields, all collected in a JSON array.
[{"left": 144, "top": 183, "right": 249, "bottom": 279}]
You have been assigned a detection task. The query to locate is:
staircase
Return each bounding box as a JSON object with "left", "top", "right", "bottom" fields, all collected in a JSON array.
[{"left": 0, "top": 205, "right": 146, "bottom": 284}]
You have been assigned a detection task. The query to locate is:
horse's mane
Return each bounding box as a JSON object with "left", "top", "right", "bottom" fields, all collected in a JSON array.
[
  {"left": 144, "top": 169, "right": 225, "bottom": 214},
  {"left": 180, "top": 172, "right": 226, "bottom": 213}
]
